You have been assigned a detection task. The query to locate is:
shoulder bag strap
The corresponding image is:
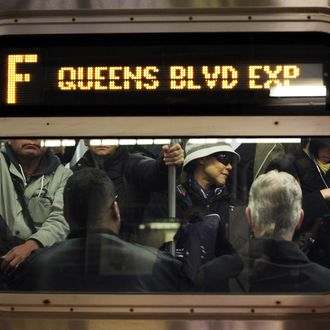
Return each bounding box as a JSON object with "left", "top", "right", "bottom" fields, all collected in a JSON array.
[{"left": 1, "top": 152, "right": 37, "bottom": 234}]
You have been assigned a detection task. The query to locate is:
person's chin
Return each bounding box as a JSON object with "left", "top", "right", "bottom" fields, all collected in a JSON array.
[
  {"left": 23, "top": 152, "right": 42, "bottom": 159},
  {"left": 216, "top": 178, "right": 226, "bottom": 186},
  {"left": 95, "top": 151, "right": 109, "bottom": 157}
]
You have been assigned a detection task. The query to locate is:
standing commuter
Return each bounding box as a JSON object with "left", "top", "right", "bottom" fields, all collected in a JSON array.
[
  {"left": 172, "top": 139, "right": 240, "bottom": 283},
  {"left": 72, "top": 140, "right": 184, "bottom": 240},
  {"left": 196, "top": 170, "right": 330, "bottom": 292}
]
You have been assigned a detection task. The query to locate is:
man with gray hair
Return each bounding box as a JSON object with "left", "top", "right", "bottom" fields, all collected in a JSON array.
[
  {"left": 246, "top": 169, "right": 303, "bottom": 242},
  {"left": 196, "top": 170, "right": 330, "bottom": 292}
]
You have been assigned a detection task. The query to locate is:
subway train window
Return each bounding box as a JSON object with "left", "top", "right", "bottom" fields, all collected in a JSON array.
[{"left": 1, "top": 137, "right": 330, "bottom": 293}]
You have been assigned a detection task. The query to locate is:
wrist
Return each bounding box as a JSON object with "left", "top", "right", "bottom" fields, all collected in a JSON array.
[{"left": 25, "top": 239, "right": 41, "bottom": 251}]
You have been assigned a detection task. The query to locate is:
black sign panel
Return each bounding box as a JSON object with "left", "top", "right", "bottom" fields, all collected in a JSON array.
[{"left": 0, "top": 33, "right": 329, "bottom": 115}]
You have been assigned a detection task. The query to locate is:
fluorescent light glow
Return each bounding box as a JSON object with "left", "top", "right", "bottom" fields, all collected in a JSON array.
[
  {"left": 119, "top": 139, "right": 137, "bottom": 145},
  {"left": 44, "top": 140, "right": 61, "bottom": 147},
  {"left": 88, "top": 139, "right": 119, "bottom": 146},
  {"left": 89, "top": 139, "right": 102, "bottom": 146},
  {"left": 189, "top": 138, "right": 207, "bottom": 144},
  {"left": 61, "top": 139, "right": 76, "bottom": 147},
  {"left": 137, "top": 139, "right": 154, "bottom": 145},
  {"left": 154, "top": 139, "right": 171, "bottom": 145},
  {"left": 190, "top": 138, "right": 226, "bottom": 144},
  {"left": 270, "top": 86, "right": 327, "bottom": 97},
  {"left": 102, "top": 139, "right": 118, "bottom": 146},
  {"left": 235, "top": 138, "right": 301, "bottom": 144}
]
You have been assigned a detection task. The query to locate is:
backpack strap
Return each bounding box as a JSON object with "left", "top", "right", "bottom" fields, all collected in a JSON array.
[
  {"left": 176, "top": 183, "right": 193, "bottom": 207},
  {"left": 1, "top": 152, "right": 37, "bottom": 234}
]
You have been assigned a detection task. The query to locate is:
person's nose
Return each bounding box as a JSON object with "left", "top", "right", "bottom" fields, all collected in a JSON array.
[{"left": 226, "top": 163, "right": 232, "bottom": 171}]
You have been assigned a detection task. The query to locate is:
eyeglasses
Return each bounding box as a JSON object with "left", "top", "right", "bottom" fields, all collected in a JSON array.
[{"left": 214, "top": 153, "right": 234, "bottom": 166}]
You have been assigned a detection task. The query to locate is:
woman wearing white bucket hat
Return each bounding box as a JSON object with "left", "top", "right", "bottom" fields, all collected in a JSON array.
[
  {"left": 182, "top": 139, "right": 240, "bottom": 191},
  {"left": 173, "top": 139, "right": 240, "bottom": 284}
]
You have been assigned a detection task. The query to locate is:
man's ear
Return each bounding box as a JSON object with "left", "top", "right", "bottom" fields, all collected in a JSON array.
[
  {"left": 84, "top": 139, "right": 89, "bottom": 147},
  {"left": 295, "top": 209, "right": 304, "bottom": 230},
  {"left": 246, "top": 207, "right": 252, "bottom": 229},
  {"left": 111, "top": 201, "right": 121, "bottom": 226}
]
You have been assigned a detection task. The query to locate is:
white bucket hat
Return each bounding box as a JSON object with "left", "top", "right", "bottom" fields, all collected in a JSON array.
[{"left": 183, "top": 139, "right": 240, "bottom": 169}]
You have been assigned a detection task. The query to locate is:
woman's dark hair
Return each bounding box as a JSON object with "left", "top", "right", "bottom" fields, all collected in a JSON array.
[
  {"left": 309, "top": 138, "right": 330, "bottom": 159},
  {"left": 184, "top": 159, "right": 198, "bottom": 174},
  {"left": 266, "top": 153, "right": 297, "bottom": 179}
]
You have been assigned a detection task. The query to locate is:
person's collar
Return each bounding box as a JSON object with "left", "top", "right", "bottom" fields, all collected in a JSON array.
[
  {"left": 86, "top": 146, "right": 128, "bottom": 168},
  {"left": 188, "top": 175, "right": 223, "bottom": 201},
  {"left": 248, "top": 237, "right": 309, "bottom": 263},
  {"left": 4, "top": 143, "right": 60, "bottom": 177},
  {"left": 68, "top": 228, "right": 118, "bottom": 239}
]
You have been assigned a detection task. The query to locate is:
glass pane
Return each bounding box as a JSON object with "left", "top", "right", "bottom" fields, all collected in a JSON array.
[{"left": 1, "top": 137, "right": 330, "bottom": 293}]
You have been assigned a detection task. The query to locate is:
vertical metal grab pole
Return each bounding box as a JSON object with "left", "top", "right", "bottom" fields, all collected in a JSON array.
[
  {"left": 168, "top": 139, "right": 180, "bottom": 256},
  {"left": 168, "top": 138, "right": 180, "bottom": 220}
]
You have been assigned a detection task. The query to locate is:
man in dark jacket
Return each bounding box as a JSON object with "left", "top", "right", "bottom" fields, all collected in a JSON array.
[
  {"left": 7, "top": 168, "right": 183, "bottom": 292},
  {"left": 72, "top": 140, "right": 184, "bottom": 239},
  {"left": 196, "top": 170, "right": 330, "bottom": 292}
]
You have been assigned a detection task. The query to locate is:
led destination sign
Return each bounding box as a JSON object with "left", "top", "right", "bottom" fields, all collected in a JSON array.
[
  {"left": 1, "top": 48, "right": 326, "bottom": 107},
  {"left": 5, "top": 54, "right": 323, "bottom": 104}
]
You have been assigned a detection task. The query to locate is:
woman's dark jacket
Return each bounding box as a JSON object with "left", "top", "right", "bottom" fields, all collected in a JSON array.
[
  {"left": 176, "top": 178, "right": 231, "bottom": 229},
  {"left": 173, "top": 178, "right": 236, "bottom": 282},
  {"left": 292, "top": 150, "right": 330, "bottom": 229}
]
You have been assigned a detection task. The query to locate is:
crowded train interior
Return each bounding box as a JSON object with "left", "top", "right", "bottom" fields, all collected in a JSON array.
[{"left": 1, "top": 136, "right": 330, "bottom": 293}]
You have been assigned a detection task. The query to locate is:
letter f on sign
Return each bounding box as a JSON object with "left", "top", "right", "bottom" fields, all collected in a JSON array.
[{"left": 7, "top": 54, "right": 38, "bottom": 104}]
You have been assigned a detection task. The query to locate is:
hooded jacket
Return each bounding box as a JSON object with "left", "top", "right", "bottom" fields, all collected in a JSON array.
[{"left": 0, "top": 144, "right": 72, "bottom": 247}]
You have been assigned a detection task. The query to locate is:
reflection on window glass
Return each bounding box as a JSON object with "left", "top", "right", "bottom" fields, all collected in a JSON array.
[{"left": 0, "top": 137, "right": 330, "bottom": 293}]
